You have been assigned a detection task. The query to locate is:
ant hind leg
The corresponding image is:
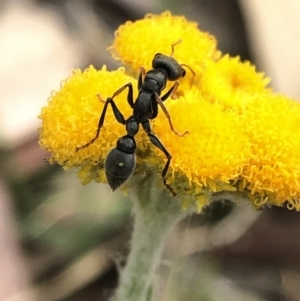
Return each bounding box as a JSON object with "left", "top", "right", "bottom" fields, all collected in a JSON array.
[{"left": 142, "top": 122, "right": 177, "bottom": 196}]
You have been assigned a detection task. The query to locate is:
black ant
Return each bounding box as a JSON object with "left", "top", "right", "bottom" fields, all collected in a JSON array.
[{"left": 76, "top": 42, "right": 192, "bottom": 196}]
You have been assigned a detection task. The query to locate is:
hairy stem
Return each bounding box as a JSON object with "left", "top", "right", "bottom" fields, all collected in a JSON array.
[
  {"left": 113, "top": 171, "right": 189, "bottom": 301},
  {"left": 113, "top": 168, "right": 247, "bottom": 301}
]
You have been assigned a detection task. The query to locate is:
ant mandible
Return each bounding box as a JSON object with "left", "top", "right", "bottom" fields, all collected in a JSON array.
[{"left": 76, "top": 41, "right": 192, "bottom": 196}]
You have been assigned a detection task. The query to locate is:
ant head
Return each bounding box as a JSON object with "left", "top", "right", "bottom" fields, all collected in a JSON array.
[{"left": 152, "top": 53, "right": 185, "bottom": 81}]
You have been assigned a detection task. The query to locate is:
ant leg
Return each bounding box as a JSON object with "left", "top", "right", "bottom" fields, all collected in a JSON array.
[
  {"left": 76, "top": 97, "right": 126, "bottom": 151},
  {"left": 142, "top": 122, "right": 176, "bottom": 196},
  {"left": 111, "top": 82, "right": 135, "bottom": 108},
  {"left": 161, "top": 81, "right": 179, "bottom": 101},
  {"left": 138, "top": 67, "right": 146, "bottom": 90},
  {"left": 154, "top": 93, "right": 188, "bottom": 137}
]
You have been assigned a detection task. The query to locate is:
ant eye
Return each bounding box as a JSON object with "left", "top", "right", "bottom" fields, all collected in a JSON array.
[
  {"left": 155, "top": 53, "right": 162, "bottom": 57},
  {"left": 182, "top": 69, "right": 186, "bottom": 77}
]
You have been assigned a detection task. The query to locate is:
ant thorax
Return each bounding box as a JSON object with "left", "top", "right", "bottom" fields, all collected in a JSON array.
[{"left": 142, "top": 69, "right": 167, "bottom": 93}]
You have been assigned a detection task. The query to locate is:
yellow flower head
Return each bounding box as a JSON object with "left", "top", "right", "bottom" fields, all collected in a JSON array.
[
  {"left": 200, "top": 55, "right": 270, "bottom": 110},
  {"left": 240, "top": 92, "right": 300, "bottom": 209},
  {"left": 109, "top": 11, "right": 220, "bottom": 89},
  {"left": 39, "top": 66, "right": 136, "bottom": 171},
  {"left": 39, "top": 11, "right": 300, "bottom": 211}
]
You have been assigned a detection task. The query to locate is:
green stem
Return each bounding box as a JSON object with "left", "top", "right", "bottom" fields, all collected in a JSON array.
[
  {"left": 112, "top": 167, "right": 248, "bottom": 300},
  {"left": 113, "top": 171, "right": 189, "bottom": 301}
]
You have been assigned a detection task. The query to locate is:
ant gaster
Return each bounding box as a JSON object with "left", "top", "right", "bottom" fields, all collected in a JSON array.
[{"left": 76, "top": 42, "right": 192, "bottom": 195}]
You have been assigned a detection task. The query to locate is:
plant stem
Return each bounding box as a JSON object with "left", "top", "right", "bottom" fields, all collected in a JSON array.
[
  {"left": 113, "top": 171, "right": 189, "bottom": 301},
  {"left": 112, "top": 167, "right": 249, "bottom": 301}
]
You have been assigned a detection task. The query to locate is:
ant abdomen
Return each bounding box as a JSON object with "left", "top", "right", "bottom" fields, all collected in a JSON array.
[
  {"left": 105, "top": 136, "right": 136, "bottom": 190},
  {"left": 105, "top": 148, "right": 136, "bottom": 191},
  {"left": 152, "top": 53, "right": 186, "bottom": 81}
]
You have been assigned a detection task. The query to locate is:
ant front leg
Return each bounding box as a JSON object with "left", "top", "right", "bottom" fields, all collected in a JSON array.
[
  {"left": 154, "top": 92, "right": 188, "bottom": 137},
  {"left": 161, "top": 81, "right": 179, "bottom": 101},
  {"left": 142, "top": 121, "right": 176, "bottom": 196},
  {"left": 76, "top": 96, "right": 126, "bottom": 151}
]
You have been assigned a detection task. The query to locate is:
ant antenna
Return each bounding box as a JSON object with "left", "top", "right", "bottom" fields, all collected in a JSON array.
[
  {"left": 181, "top": 63, "right": 196, "bottom": 86},
  {"left": 169, "top": 40, "right": 196, "bottom": 85},
  {"left": 170, "top": 39, "right": 182, "bottom": 57}
]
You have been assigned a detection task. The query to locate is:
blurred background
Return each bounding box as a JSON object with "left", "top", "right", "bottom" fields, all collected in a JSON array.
[{"left": 1, "top": 0, "right": 300, "bottom": 300}]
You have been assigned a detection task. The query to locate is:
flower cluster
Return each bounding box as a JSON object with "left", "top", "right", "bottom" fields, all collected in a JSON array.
[{"left": 39, "top": 11, "right": 300, "bottom": 211}]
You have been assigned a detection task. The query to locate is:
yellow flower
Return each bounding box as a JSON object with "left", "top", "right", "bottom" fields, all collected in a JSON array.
[
  {"left": 39, "top": 11, "right": 300, "bottom": 211},
  {"left": 240, "top": 92, "right": 300, "bottom": 209},
  {"left": 109, "top": 11, "right": 220, "bottom": 90},
  {"left": 39, "top": 66, "right": 138, "bottom": 170},
  {"left": 152, "top": 87, "right": 249, "bottom": 189},
  {"left": 200, "top": 55, "right": 270, "bottom": 110}
]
